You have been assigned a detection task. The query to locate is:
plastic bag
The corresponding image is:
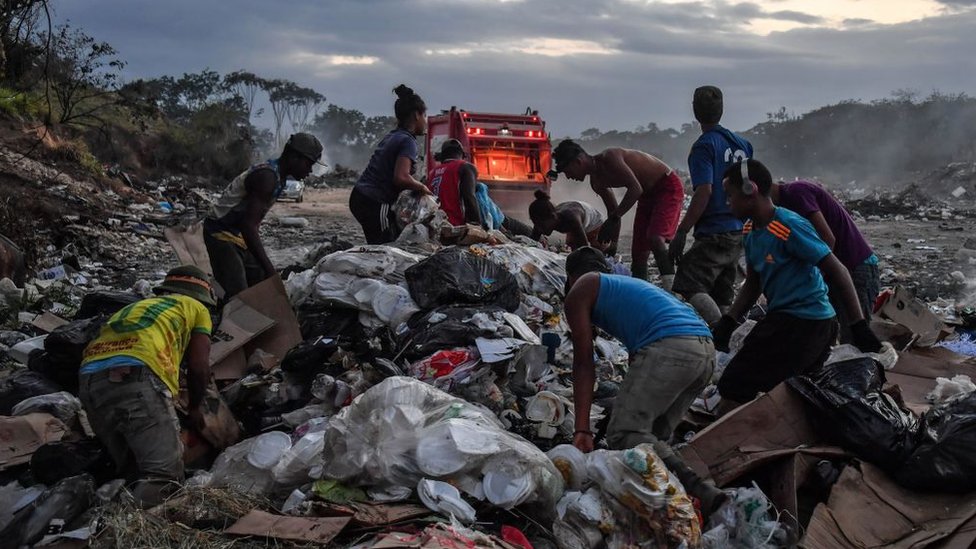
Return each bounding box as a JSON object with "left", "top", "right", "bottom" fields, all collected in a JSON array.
[
  {"left": 38, "top": 316, "right": 106, "bottom": 392},
  {"left": 0, "top": 474, "right": 95, "bottom": 548},
  {"left": 29, "top": 439, "right": 114, "bottom": 485},
  {"left": 321, "top": 377, "right": 563, "bottom": 515},
  {"left": 896, "top": 392, "right": 976, "bottom": 492},
  {"left": 394, "top": 190, "right": 441, "bottom": 230},
  {"left": 405, "top": 247, "right": 520, "bottom": 312},
  {"left": 0, "top": 370, "right": 61, "bottom": 415},
  {"left": 475, "top": 183, "right": 505, "bottom": 231},
  {"left": 702, "top": 483, "right": 789, "bottom": 548},
  {"left": 927, "top": 374, "right": 976, "bottom": 404},
  {"left": 788, "top": 357, "right": 918, "bottom": 471},
  {"left": 11, "top": 391, "right": 82, "bottom": 425},
  {"left": 317, "top": 245, "right": 424, "bottom": 284},
  {"left": 476, "top": 244, "right": 566, "bottom": 299},
  {"left": 400, "top": 305, "right": 512, "bottom": 359},
  {"left": 74, "top": 291, "right": 140, "bottom": 320}
]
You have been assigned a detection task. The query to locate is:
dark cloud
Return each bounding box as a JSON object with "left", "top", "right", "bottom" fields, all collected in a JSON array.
[{"left": 51, "top": 0, "right": 976, "bottom": 136}]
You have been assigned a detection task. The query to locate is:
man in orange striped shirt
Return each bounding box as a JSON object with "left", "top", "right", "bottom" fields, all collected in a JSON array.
[{"left": 711, "top": 159, "right": 882, "bottom": 404}]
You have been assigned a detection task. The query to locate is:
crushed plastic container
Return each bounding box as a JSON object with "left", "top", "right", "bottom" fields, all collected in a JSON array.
[
  {"left": 247, "top": 431, "right": 293, "bottom": 470},
  {"left": 417, "top": 479, "right": 477, "bottom": 523}
]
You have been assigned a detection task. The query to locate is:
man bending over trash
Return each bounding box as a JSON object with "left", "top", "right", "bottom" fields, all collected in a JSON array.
[
  {"left": 78, "top": 265, "right": 215, "bottom": 508},
  {"left": 770, "top": 179, "right": 880, "bottom": 344},
  {"left": 553, "top": 140, "right": 684, "bottom": 286},
  {"left": 204, "top": 133, "right": 323, "bottom": 299},
  {"left": 428, "top": 138, "right": 533, "bottom": 237},
  {"left": 713, "top": 160, "right": 883, "bottom": 405},
  {"left": 563, "top": 247, "right": 726, "bottom": 515}
]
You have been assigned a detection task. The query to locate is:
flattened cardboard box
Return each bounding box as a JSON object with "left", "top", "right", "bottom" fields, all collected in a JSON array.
[{"left": 0, "top": 413, "right": 67, "bottom": 470}]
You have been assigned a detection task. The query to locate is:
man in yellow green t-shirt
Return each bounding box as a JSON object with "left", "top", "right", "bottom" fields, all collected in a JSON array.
[{"left": 79, "top": 265, "right": 215, "bottom": 508}]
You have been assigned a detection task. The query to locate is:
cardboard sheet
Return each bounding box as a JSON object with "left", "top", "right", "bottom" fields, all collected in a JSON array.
[
  {"left": 225, "top": 510, "right": 350, "bottom": 544},
  {"left": 802, "top": 463, "right": 976, "bottom": 548},
  {"left": 0, "top": 413, "right": 67, "bottom": 470}
]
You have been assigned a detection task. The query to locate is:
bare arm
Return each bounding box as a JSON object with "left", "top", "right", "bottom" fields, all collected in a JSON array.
[
  {"left": 818, "top": 253, "right": 863, "bottom": 323},
  {"left": 186, "top": 332, "right": 212, "bottom": 410},
  {"left": 727, "top": 266, "right": 762, "bottom": 320},
  {"left": 567, "top": 274, "right": 600, "bottom": 451},
  {"left": 603, "top": 151, "right": 643, "bottom": 218},
  {"left": 677, "top": 184, "right": 712, "bottom": 233},
  {"left": 241, "top": 170, "right": 277, "bottom": 277},
  {"left": 459, "top": 164, "right": 482, "bottom": 225},
  {"left": 807, "top": 211, "right": 837, "bottom": 250},
  {"left": 393, "top": 156, "right": 431, "bottom": 194},
  {"left": 565, "top": 212, "right": 590, "bottom": 250}
]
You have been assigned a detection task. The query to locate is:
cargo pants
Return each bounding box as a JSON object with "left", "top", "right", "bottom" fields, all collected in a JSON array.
[
  {"left": 606, "top": 335, "right": 715, "bottom": 450},
  {"left": 79, "top": 366, "right": 183, "bottom": 508}
]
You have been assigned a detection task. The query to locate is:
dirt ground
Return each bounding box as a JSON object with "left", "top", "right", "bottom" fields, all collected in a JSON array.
[{"left": 264, "top": 187, "right": 976, "bottom": 304}]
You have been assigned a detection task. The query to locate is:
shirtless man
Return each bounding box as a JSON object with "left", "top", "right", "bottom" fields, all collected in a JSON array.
[{"left": 551, "top": 139, "right": 684, "bottom": 287}]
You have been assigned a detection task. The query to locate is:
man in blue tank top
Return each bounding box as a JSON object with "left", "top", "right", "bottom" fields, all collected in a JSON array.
[{"left": 563, "top": 247, "right": 726, "bottom": 516}]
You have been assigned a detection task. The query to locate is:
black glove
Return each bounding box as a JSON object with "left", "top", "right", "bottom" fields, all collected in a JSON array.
[
  {"left": 850, "top": 319, "right": 883, "bottom": 353},
  {"left": 710, "top": 315, "right": 739, "bottom": 353},
  {"left": 598, "top": 214, "right": 621, "bottom": 245},
  {"left": 669, "top": 229, "right": 688, "bottom": 265}
]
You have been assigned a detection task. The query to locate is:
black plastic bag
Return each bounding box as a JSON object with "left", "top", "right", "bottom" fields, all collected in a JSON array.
[
  {"left": 895, "top": 392, "right": 976, "bottom": 492},
  {"left": 0, "top": 370, "right": 61, "bottom": 415},
  {"left": 0, "top": 474, "right": 95, "bottom": 548},
  {"left": 280, "top": 336, "right": 340, "bottom": 374},
  {"left": 34, "top": 316, "right": 106, "bottom": 394},
  {"left": 788, "top": 357, "right": 918, "bottom": 471},
  {"left": 74, "top": 290, "right": 140, "bottom": 320},
  {"left": 405, "top": 247, "right": 520, "bottom": 311},
  {"left": 297, "top": 303, "right": 363, "bottom": 341},
  {"left": 30, "top": 440, "right": 115, "bottom": 485},
  {"left": 399, "top": 305, "right": 509, "bottom": 359}
]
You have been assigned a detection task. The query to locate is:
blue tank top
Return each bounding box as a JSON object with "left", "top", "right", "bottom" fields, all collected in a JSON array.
[{"left": 591, "top": 274, "right": 711, "bottom": 353}]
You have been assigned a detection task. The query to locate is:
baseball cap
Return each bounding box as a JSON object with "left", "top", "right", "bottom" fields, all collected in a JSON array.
[
  {"left": 153, "top": 265, "right": 217, "bottom": 306},
  {"left": 552, "top": 139, "right": 584, "bottom": 173},
  {"left": 286, "top": 133, "right": 326, "bottom": 165}
]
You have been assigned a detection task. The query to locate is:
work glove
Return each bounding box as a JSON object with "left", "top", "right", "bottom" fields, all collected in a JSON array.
[
  {"left": 850, "top": 319, "right": 883, "bottom": 353},
  {"left": 598, "top": 214, "right": 621, "bottom": 246},
  {"left": 669, "top": 229, "right": 688, "bottom": 265},
  {"left": 710, "top": 315, "right": 739, "bottom": 353}
]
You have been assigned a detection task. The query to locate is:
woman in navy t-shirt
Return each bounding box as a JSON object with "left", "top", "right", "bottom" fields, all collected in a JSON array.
[{"left": 349, "top": 85, "right": 432, "bottom": 244}]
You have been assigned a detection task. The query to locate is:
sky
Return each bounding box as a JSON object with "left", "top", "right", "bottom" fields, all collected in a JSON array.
[{"left": 55, "top": 0, "right": 976, "bottom": 137}]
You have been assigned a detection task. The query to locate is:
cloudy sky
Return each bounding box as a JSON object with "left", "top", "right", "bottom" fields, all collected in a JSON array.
[{"left": 56, "top": 0, "right": 976, "bottom": 136}]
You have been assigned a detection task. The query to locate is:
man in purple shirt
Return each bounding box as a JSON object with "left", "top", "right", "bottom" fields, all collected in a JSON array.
[{"left": 771, "top": 180, "right": 880, "bottom": 342}]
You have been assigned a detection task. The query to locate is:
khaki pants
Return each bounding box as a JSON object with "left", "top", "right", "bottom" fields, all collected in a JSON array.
[
  {"left": 606, "top": 336, "right": 714, "bottom": 450},
  {"left": 79, "top": 366, "right": 183, "bottom": 507}
]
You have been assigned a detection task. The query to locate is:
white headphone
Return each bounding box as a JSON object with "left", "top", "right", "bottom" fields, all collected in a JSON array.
[{"left": 740, "top": 159, "right": 756, "bottom": 196}]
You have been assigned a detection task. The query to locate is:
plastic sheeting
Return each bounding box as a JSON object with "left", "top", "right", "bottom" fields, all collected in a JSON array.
[{"left": 320, "top": 377, "right": 564, "bottom": 514}]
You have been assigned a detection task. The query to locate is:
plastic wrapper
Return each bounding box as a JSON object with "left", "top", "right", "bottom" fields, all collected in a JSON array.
[
  {"left": 937, "top": 333, "right": 976, "bottom": 357},
  {"left": 896, "top": 392, "right": 976, "bottom": 492},
  {"left": 826, "top": 341, "right": 899, "bottom": 370},
  {"left": 272, "top": 430, "right": 327, "bottom": 489},
  {"left": 702, "top": 484, "right": 789, "bottom": 548},
  {"left": 927, "top": 374, "right": 976, "bottom": 404},
  {"left": 551, "top": 444, "right": 700, "bottom": 549},
  {"left": 284, "top": 268, "right": 318, "bottom": 307},
  {"left": 209, "top": 438, "right": 276, "bottom": 495},
  {"left": 394, "top": 190, "right": 441, "bottom": 230},
  {"left": 475, "top": 183, "right": 505, "bottom": 230},
  {"left": 417, "top": 478, "right": 477, "bottom": 523},
  {"left": 788, "top": 357, "right": 918, "bottom": 471},
  {"left": 11, "top": 391, "right": 82, "bottom": 425},
  {"left": 320, "top": 377, "right": 563, "bottom": 515},
  {"left": 405, "top": 247, "right": 521, "bottom": 312},
  {"left": 316, "top": 245, "right": 425, "bottom": 284},
  {"left": 475, "top": 244, "right": 567, "bottom": 299},
  {"left": 409, "top": 349, "right": 481, "bottom": 390}
]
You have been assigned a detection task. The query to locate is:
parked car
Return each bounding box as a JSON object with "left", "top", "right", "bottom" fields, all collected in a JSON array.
[{"left": 279, "top": 178, "right": 305, "bottom": 202}]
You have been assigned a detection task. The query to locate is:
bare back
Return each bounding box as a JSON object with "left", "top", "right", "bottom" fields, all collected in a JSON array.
[{"left": 591, "top": 148, "right": 671, "bottom": 194}]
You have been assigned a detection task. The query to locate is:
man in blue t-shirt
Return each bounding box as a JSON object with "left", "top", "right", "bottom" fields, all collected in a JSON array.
[
  {"left": 712, "top": 159, "right": 883, "bottom": 404},
  {"left": 669, "top": 86, "right": 753, "bottom": 324},
  {"left": 564, "top": 247, "right": 726, "bottom": 516}
]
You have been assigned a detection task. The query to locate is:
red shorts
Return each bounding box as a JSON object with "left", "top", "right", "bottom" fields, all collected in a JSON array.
[{"left": 632, "top": 171, "right": 684, "bottom": 256}]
